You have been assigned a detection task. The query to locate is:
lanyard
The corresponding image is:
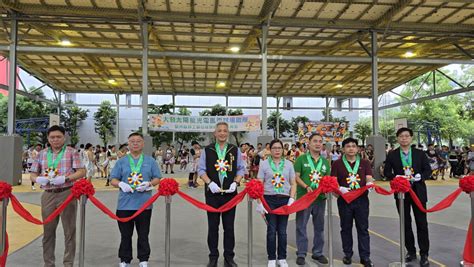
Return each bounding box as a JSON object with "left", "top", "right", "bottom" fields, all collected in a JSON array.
[
  {"left": 47, "top": 146, "right": 66, "bottom": 169},
  {"left": 342, "top": 154, "right": 360, "bottom": 175},
  {"left": 269, "top": 157, "right": 285, "bottom": 193},
  {"left": 400, "top": 148, "right": 412, "bottom": 167},
  {"left": 128, "top": 154, "right": 144, "bottom": 173}
]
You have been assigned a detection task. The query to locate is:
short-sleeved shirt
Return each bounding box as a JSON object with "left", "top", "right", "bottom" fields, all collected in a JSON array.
[
  {"left": 258, "top": 159, "right": 295, "bottom": 196},
  {"left": 110, "top": 154, "right": 162, "bottom": 211},
  {"left": 30, "top": 146, "right": 84, "bottom": 190},
  {"left": 331, "top": 157, "right": 373, "bottom": 188},
  {"left": 294, "top": 153, "right": 331, "bottom": 200}
]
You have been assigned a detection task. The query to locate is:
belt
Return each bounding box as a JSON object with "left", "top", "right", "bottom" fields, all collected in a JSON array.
[
  {"left": 45, "top": 186, "right": 72, "bottom": 193},
  {"left": 270, "top": 194, "right": 289, "bottom": 198}
]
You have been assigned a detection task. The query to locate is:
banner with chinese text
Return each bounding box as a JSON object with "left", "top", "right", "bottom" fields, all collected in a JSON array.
[{"left": 149, "top": 114, "right": 261, "bottom": 132}]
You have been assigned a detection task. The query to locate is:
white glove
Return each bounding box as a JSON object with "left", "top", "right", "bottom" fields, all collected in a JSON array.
[
  {"left": 51, "top": 175, "right": 66, "bottom": 186},
  {"left": 136, "top": 181, "right": 152, "bottom": 192},
  {"left": 287, "top": 197, "right": 295, "bottom": 206},
  {"left": 36, "top": 176, "right": 50, "bottom": 186},
  {"left": 366, "top": 181, "right": 374, "bottom": 192},
  {"left": 339, "top": 186, "right": 350, "bottom": 194},
  {"left": 412, "top": 174, "right": 421, "bottom": 182},
  {"left": 208, "top": 182, "right": 221, "bottom": 194},
  {"left": 225, "top": 182, "right": 237, "bottom": 193},
  {"left": 119, "top": 182, "right": 133, "bottom": 193},
  {"left": 256, "top": 202, "right": 268, "bottom": 214}
]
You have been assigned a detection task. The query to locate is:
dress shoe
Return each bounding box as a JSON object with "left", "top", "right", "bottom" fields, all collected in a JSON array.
[
  {"left": 343, "top": 256, "right": 352, "bottom": 265},
  {"left": 224, "top": 258, "right": 238, "bottom": 267},
  {"left": 207, "top": 258, "right": 218, "bottom": 267},
  {"left": 312, "top": 254, "right": 329, "bottom": 264},
  {"left": 405, "top": 253, "right": 417, "bottom": 262},
  {"left": 296, "top": 256, "right": 306, "bottom": 265},
  {"left": 360, "top": 258, "right": 374, "bottom": 267},
  {"left": 420, "top": 255, "right": 430, "bottom": 267}
]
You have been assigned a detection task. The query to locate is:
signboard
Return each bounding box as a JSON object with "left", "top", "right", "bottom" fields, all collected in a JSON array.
[
  {"left": 297, "top": 121, "right": 348, "bottom": 143},
  {"left": 394, "top": 118, "right": 407, "bottom": 131},
  {"left": 149, "top": 114, "right": 261, "bottom": 132},
  {"left": 49, "top": 114, "right": 60, "bottom": 127}
]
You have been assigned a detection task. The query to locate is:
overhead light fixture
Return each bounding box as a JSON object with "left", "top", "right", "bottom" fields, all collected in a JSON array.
[
  {"left": 59, "top": 39, "right": 72, "bottom": 46},
  {"left": 335, "top": 84, "right": 343, "bottom": 88},
  {"left": 403, "top": 51, "right": 416, "bottom": 58},
  {"left": 216, "top": 81, "right": 226, "bottom": 88},
  {"left": 229, "top": 46, "right": 240, "bottom": 53},
  {"left": 108, "top": 79, "right": 118, "bottom": 85}
]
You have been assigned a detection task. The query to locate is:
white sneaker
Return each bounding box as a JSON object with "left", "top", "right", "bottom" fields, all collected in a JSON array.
[
  {"left": 139, "top": 261, "right": 148, "bottom": 267},
  {"left": 31, "top": 186, "right": 36, "bottom": 190},
  {"left": 267, "top": 260, "right": 276, "bottom": 267},
  {"left": 278, "top": 259, "right": 289, "bottom": 267},
  {"left": 119, "top": 262, "right": 129, "bottom": 267}
]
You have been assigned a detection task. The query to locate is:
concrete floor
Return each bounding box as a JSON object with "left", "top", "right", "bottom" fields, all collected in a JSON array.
[{"left": 6, "top": 178, "right": 471, "bottom": 267}]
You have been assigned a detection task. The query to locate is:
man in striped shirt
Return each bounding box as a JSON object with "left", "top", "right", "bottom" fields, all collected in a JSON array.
[{"left": 30, "top": 125, "right": 86, "bottom": 267}]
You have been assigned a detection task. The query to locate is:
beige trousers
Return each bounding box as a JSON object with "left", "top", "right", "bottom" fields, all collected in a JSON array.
[{"left": 41, "top": 189, "right": 77, "bottom": 267}]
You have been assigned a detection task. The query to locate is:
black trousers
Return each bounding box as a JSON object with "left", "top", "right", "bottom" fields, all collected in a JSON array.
[
  {"left": 116, "top": 209, "right": 152, "bottom": 263},
  {"left": 395, "top": 194, "right": 430, "bottom": 256},
  {"left": 337, "top": 193, "right": 371, "bottom": 260},
  {"left": 206, "top": 194, "right": 236, "bottom": 260}
]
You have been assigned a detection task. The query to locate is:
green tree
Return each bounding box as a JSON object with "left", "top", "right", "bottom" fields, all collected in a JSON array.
[
  {"left": 322, "top": 109, "right": 347, "bottom": 123},
  {"left": 0, "top": 87, "right": 54, "bottom": 144},
  {"left": 227, "top": 108, "right": 245, "bottom": 146},
  {"left": 267, "top": 111, "right": 291, "bottom": 138},
  {"left": 176, "top": 107, "right": 203, "bottom": 147},
  {"left": 290, "top": 116, "right": 309, "bottom": 137},
  {"left": 61, "top": 100, "right": 89, "bottom": 146},
  {"left": 147, "top": 104, "right": 173, "bottom": 147},
  {"left": 93, "top": 101, "right": 116, "bottom": 146},
  {"left": 199, "top": 104, "right": 226, "bottom": 116},
  {"left": 354, "top": 117, "right": 372, "bottom": 145}
]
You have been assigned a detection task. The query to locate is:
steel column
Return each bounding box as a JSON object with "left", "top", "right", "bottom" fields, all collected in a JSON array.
[
  {"left": 0, "top": 199, "right": 8, "bottom": 254},
  {"left": 276, "top": 97, "right": 280, "bottom": 138},
  {"left": 261, "top": 23, "right": 268, "bottom": 135},
  {"left": 57, "top": 91, "right": 61, "bottom": 117},
  {"left": 172, "top": 94, "right": 176, "bottom": 144},
  {"left": 7, "top": 14, "right": 18, "bottom": 135},
  {"left": 78, "top": 195, "right": 87, "bottom": 267},
  {"left": 371, "top": 31, "right": 379, "bottom": 135},
  {"left": 115, "top": 94, "right": 120, "bottom": 145},
  {"left": 141, "top": 20, "right": 149, "bottom": 135},
  {"left": 327, "top": 193, "right": 334, "bottom": 267},
  {"left": 247, "top": 197, "right": 253, "bottom": 267},
  {"left": 325, "top": 97, "right": 330, "bottom": 121},
  {"left": 165, "top": 196, "right": 172, "bottom": 267}
]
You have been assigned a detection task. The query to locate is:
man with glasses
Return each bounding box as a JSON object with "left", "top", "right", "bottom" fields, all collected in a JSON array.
[
  {"left": 110, "top": 132, "right": 162, "bottom": 267},
  {"left": 30, "top": 125, "right": 86, "bottom": 267},
  {"left": 384, "top": 127, "right": 432, "bottom": 267}
]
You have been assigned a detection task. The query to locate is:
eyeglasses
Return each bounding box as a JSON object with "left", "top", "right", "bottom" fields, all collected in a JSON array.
[{"left": 271, "top": 147, "right": 283, "bottom": 150}]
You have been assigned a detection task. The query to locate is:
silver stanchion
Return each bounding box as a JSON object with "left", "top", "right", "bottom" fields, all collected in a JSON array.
[
  {"left": 78, "top": 195, "right": 87, "bottom": 267},
  {"left": 389, "top": 192, "right": 406, "bottom": 267},
  {"left": 165, "top": 195, "right": 171, "bottom": 267},
  {"left": 326, "top": 193, "right": 334, "bottom": 267},
  {"left": 460, "top": 192, "right": 474, "bottom": 267},
  {"left": 248, "top": 196, "right": 253, "bottom": 267},
  {"left": 0, "top": 198, "right": 8, "bottom": 254}
]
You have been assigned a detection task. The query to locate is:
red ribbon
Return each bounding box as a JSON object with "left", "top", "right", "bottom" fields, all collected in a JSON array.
[
  {"left": 464, "top": 222, "right": 473, "bottom": 263},
  {"left": 177, "top": 190, "right": 247, "bottom": 213},
  {"left": 0, "top": 233, "right": 8, "bottom": 267}
]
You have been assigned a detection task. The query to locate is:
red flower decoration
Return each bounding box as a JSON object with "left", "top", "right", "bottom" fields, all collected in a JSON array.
[
  {"left": 159, "top": 178, "right": 179, "bottom": 196},
  {"left": 0, "top": 181, "right": 12, "bottom": 200},
  {"left": 459, "top": 175, "right": 474, "bottom": 193},
  {"left": 319, "top": 176, "right": 339, "bottom": 193},
  {"left": 71, "top": 178, "right": 95, "bottom": 199},
  {"left": 246, "top": 179, "right": 264, "bottom": 199},
  {"left": 390, "top": 176, "right": 411, "bottom": 193}
]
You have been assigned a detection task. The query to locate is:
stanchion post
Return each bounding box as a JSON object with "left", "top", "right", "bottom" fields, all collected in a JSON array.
[
  {"left": 78, "top": 195, "right": 87, "bottom": 267},
  {"left": 390, "top": 192, "right": 406, "bottom": 267},
  {"left": 248, "top": 196, "right": 253, "bottom": 267},
  {"left": 165, "top": 196, "right": 171, "bottom": 267},
  {"left": 326, "top": 193, "right": 334, "bottom": 267},
  {"left": 0, "top": 198, "right": 8, "bottom": 254},
  {"left": 471, "top": 192, "right": 473, "bottom": 262}
]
